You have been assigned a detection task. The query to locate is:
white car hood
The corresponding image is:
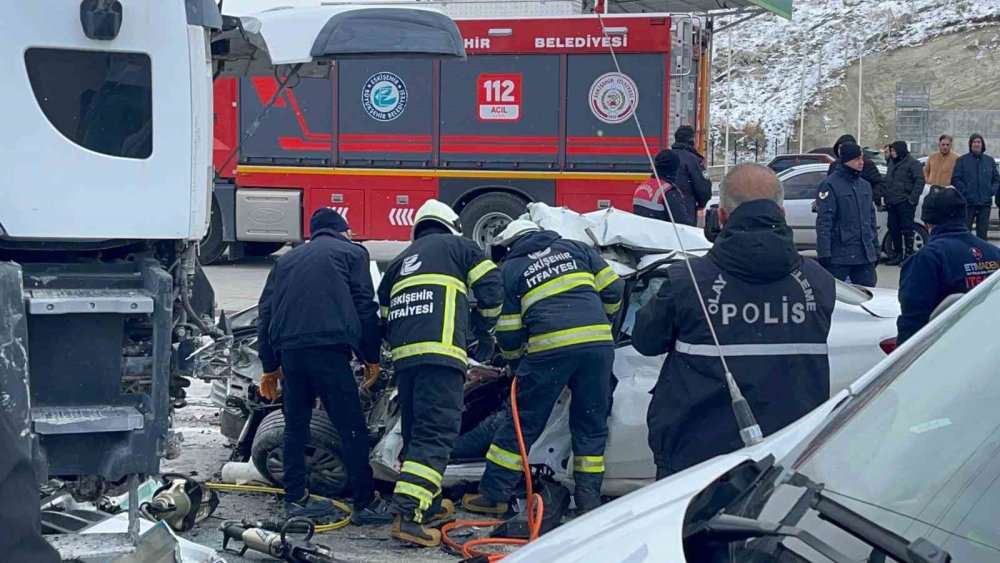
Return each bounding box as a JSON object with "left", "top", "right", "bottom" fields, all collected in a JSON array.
[
  {"left": 505, "top": 392, "right": 846, "bottom": 562},
  {"left": 214, "top": 5, "right": 465, "bottom": 77}
]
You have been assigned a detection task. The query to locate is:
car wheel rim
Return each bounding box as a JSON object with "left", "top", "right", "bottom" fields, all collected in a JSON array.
[
  {"left": 473, "top": 212, "right": 512, "bottom": 249},
  {"left": 265, "top": 445, "right": 347, "bottom": 492}
]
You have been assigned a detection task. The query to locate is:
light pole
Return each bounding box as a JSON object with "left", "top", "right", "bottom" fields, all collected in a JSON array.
[{"left": 842, "top": 0, "right": 863, "bottom": 143}]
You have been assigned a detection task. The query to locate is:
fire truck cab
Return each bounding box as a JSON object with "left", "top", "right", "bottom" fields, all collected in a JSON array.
[{"left": 208, "top": 13, "right": 712, "bottom": 262}]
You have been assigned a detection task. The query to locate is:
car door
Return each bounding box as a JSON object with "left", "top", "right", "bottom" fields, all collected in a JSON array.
[{"left": 781, "top": 169, "right": 829, "bottom": 249}]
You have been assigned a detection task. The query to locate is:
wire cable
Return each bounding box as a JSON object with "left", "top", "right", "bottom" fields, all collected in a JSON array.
[{"left": 202, "top": 482, "right": 353, "bottom": 531}]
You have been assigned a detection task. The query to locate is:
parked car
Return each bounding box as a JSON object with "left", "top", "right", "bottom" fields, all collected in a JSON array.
[
  {"left": 766, "top": 153, "right": 835, "bottom": 173},
  {"left": 202, "top": 205, "right": 901, "bottom": 498},
  {"left": 507, "top": 267, "right": 1000, "bottom": 562}
]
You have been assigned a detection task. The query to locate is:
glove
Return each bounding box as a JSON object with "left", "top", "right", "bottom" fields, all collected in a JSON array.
[
  {"left": 362, "top": 363, "right": 380, "bottom": 390},
  {"left": 470, "top": 333, "right": 495, "bottom": 363},
  {"left": 259, "top": 368, "right": 283, "bottom": 400}
]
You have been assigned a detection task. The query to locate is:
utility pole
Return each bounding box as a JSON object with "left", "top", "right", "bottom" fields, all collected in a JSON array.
[
  {"left": 724, "top": 21, "right": 733, "bottom": 173},
  {"left": 857, "top": 47, "right": 863, "bottom": 141},
  {"left": 797, "top": 53, "right": 807, "bottom": 154}
]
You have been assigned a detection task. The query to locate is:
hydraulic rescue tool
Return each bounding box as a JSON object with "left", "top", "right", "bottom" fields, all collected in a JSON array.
[{"left": 221, "top": 517, "right": 340, "bottom": 562}]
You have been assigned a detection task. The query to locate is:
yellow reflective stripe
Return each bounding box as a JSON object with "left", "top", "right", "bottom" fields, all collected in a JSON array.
[
  {"left": 573, "top": 455, "right": 605, "bottom": 473},
  {"left": 486, "top": 444, "right": 523, "bottom": 471},
  {"left": 527, "top": 324, "right": 613, "bottom": 354},
  {"left": 391, "top": 274, "right": 467, "bottom": 297},
  {"left": 603, "top": 300, "right": 622, "bottom": 314},
  {"left": 521, "top": 272, "right": 596, "bottom": 312},
  {"left": 499, "top": 344, "right": 526, "bottom": 360},
  {"left": 467, "top": 259, "right": 498, "bottom": 286},
  {"left": 479, "top": 305, "right": 502, "bottom": 318},
  {"left": 442, "top": 287, "right": 457, "bottom": 346},
  {"left": 594, "top": 266, "right": 619, "bottom": 291},
  {"left": 393, "top": 481, "right": 434, "bottom": 510},
  {"left": 401, "top": 461, "right": 443, "bottom": 490},
  {"left": 380, "top": 305, "right": 389, "bottom": 317},
  {"left": 496, "top": 314, "right": 524, "bottom": 332},
  {"left": 392, "top": 342, "right": 468, "bottom": 363}
]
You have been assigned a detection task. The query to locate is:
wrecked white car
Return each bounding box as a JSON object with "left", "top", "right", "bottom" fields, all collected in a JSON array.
[{"left": 204, "top": 204, "right": 900, "bottom": 498}]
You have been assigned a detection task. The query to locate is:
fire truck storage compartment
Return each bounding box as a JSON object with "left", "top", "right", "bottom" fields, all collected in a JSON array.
[
  {"left": 304, "top": 188, "right": 366, "bottom": 239},
  {"left": 239, "top": 76, "right": 333, "bottom": 164},
  {"left": 337, "top": 59, "right": 435, "bottom": 168},
  {"left": 439, "top": 55, "right": 560, "bottom": 169},
  {"left": 367, "top": 185, "right": 438, "bottom": 241},
  {"left": 236, "top": 188, "right": 303, "bottom": 242},
  {"left": 566, "top": 54, "right": 665, "bottom": 171},
  {"left": 556, "top": 178, "right": 638, "bottom": 212}
]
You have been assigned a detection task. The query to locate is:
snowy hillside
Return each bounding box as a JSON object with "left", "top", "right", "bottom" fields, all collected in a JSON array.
[{"left": 713, "top": 0, "right": 1000, "bottom": 150}]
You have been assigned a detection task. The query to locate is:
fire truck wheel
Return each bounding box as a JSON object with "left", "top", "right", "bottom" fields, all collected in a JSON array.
[
  {"left": 459, "top": 192, "right": 528, "bottom": 250},
  {"left": 198, "top": 199, "right": 227, "bottom": 265},
  {"left": 251, "top": 409, "right": 348, "bottom": 497},
  {"left": 243, "top": 242, "right": 286, "bottom": 257}
]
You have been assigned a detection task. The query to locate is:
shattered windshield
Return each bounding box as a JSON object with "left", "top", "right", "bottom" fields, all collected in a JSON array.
[{"left": 741, "top": 276, "right": 1000, "bottom": 561}]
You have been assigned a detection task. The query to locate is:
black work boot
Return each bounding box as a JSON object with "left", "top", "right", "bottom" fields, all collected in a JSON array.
[
  {"left": 902, "top": 233, "right": 916, "bottom": 261},
  {"left": 574, "top": 473, "right": 604, "bottom": 515},
  {"left": 885, "top": 253, "right": 903, "bottom": 266},
  {"left": 351, "top": 494, "right": 394, "bottom": 526},
  {"left": 391, "top": 514, "right": 442, "bottom": 547},
  {"left": 285, "top": 490, "right": 335, "bottom": 521}
]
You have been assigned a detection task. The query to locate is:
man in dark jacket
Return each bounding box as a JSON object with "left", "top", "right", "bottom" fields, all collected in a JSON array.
[
  {"left": 816, "top": 142, "right": 880, "bottom": 286},
  {"left": 378, "top": 199, "right": 504, "bottom": 547},
  {"left": 257, "top": 208, "right": 389, "bottom": 523},
  {"left": 463, "top": 220, "right": 623, "bottom": 515},
  {"left": 0, "top": 414, "right": 60, "bottom": 563},
  {"left": 827, "top": 133, "right": 884, "bottom": 207},
  {"left": 897, "top": 187, "right": 1000, "bottom": 344},
  {"left": 633, "top": 164, "right": 835, "bottom": 478},
  {"left": 883, "top": 141, "right": 926, "bottom": 265},
  {"left": 632, "top": 149, "right": 693, "bottom": 225},
  {"left": 951, "top": 133, "right": 999, "bottom": 240},
  {"left": 671, "top": 125, "right": 713, "bottom": 222}
]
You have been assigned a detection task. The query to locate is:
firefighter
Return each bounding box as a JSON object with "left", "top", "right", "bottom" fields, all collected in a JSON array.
[
  {"left": 462, "top": 220, "right": 624, "bottom": 516},
  {"left": 377, "top": 199, "right": 503, "bottom": 547},
  {"left": 634, "top": 164, "right": 836, "bottom": 478}
]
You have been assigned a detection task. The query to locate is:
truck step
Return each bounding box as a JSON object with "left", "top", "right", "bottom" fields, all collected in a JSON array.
[
  {"left": 26, "top": 289, "right": 154, "bottom": 315},
  {"left": 32, "top": 406, "right": 145, "bottom": 435}
]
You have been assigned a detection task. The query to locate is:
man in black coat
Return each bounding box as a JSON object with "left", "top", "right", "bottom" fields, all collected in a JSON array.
[
  {"left": 884, "top": 141, "right": 926, "bottom": 265},
  {"left": 671, "top": 125, "right": 713, "bottom": 224},
  {"left": 951, "top": 133, "right": 999, "bottom": 241},
  {"left": 827, "top": 133, "right": 884, "bottom": 207},
  {"left": 633, "top": 164, "right": 835, "bottom": 478},
  {"left": 257, "top": 208, "right": 390, "bottom": 524}
]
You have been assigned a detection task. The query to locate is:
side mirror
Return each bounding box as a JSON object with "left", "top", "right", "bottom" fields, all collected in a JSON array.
[{"left": 704, "top": 204, "right": 722, "bottom": 242}]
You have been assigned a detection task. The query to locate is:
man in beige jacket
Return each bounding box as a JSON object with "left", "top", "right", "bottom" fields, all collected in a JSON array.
[{"left": 924, "top": 134, "right": 960, "bottom": 187}]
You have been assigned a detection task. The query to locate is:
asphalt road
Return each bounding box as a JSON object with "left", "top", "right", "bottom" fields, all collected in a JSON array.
[{"left": 180, "top": 242, "right": 904, "bottom": 561}]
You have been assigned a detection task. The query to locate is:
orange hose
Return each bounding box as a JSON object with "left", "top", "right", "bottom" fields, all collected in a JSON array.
[{"left": 441, "top": 377, "right": 544, "bottom": 560}]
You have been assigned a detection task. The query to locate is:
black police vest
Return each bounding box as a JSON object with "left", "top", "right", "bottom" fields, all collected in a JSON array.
[{"left": 651, "top": 256, "right": 835, "bottom": 473}]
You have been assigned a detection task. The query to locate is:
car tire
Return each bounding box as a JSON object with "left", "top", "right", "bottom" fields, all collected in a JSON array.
[
  {"left": 459, "top": 192, "right": 528, "bottom": 250},
  {"left": 880, "top": 223, "right": 929, "bottom": 257},
  {"left": 243, "top": 242, "right": 286, "bottom": 257},
  {"left": 250, "top": 409, "right": 348, "bottom": 497},
  {"left": 198, "top": 199, "right": 227, "bottom": 265}
]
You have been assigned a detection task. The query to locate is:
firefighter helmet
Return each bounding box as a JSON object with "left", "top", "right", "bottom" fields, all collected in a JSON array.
[
  {"left": 492, "top": 219, "right": 540, "bottom": 249},
  {"left": 413, "top": 199, "right": 462, "bottom": 238}
]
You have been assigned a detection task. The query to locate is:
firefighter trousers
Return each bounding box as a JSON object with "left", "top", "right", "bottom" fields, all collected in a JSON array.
[
  {"left": 478, "top": 345, "right": 613, "bottom": 510},
  {"left": 390, "top": 365, "right": 464, "bottom": 523}
]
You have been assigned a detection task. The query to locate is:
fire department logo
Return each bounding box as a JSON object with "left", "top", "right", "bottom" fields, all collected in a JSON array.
[
  {"left": 362, "top": 72, "right": 407, "bottom": 122},
  {"left": 972, "top": 247, "right": 984, "bottom": 260},
  {"left": 589, "top": 72, "right": 638, "bottom": 124}
]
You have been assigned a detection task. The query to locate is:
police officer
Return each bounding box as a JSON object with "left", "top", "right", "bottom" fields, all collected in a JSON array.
[
  {"left": 816, "top": 142, "right": 880, "bottom": 286},
  {"left": 632, "top": 149, "right": 693, "bottom": 225},
  {"left": 633, "top": 164, "right": 835, "bottom": 479},
  {"left": 462, "top": 220, "right": 624, "bottom": 515},
  {"left": 897, "top": 186, "right": 1000, "bottom": 344},
  {"left": 377, "top": 200, "right": 503, "bottom": 547},
  {"left": 257, "top": 208, "right": 390, "bottom": 523}
]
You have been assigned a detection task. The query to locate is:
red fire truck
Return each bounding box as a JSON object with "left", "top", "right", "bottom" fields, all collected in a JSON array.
[{"left": 206, "top": 13, "right": 712, "bottom": 263}]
